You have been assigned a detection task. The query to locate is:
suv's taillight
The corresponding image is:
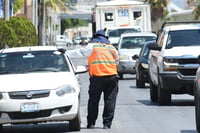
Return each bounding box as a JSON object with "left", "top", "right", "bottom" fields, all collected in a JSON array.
[{"left": 163, "top": 57, "right": 178, "bottom": 71}]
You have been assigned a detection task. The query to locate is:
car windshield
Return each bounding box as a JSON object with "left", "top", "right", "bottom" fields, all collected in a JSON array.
[
  {"left": 107, "top": 28, "right": 141, "bottom": 37},
  {"left": 120, "top": 36, "right": 156, "bottom": 49},
  {"left": 141, "top": 44, "right": 150, "bottom": 57},
  {"left": 0, "top": 51, "right": 69, "bottom": 74},
  {"left": 166, "top": 30, "right": 200, "bottom": 49}
]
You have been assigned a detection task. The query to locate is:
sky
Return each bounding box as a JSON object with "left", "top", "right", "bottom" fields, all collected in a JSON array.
[{"left": 170, "top": 0, "right": 188, "bottom": 10}]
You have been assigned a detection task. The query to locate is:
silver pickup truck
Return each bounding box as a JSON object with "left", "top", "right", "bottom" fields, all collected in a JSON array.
[{"left": 148, "top": 21, "right": 200, "bottom": 105}]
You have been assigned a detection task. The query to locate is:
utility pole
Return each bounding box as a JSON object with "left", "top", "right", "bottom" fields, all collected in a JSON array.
[
  {"left": 24, "top": 0, "right": 27, "bottom": 17},
  {"left": 4, "top": 0, "right": 9, "bottom": 21},
  {"left": 43, "top": 0, "right": 46, "bottom": 45},
  {"left": 38, "top": 0, "right": 46, "bottom": 46}
]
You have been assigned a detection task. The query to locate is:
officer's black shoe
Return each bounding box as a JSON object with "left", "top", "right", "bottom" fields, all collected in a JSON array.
[
  {"left": 87, "top": 124, "right": 95, "bottom": 129},
  {"left": 103, "top": 125, "right": 111, "bottom": 129}
]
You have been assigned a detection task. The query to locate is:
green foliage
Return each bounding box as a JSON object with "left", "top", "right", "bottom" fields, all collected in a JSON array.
[
  {"left": 0, "top": 19, "right": 18, "bottom": 48},
  {"left": 13, "top": 0, "right": 24, "bottom": 13},
  {"left": 61, "top": 19, "right": 88, "bottom": 34},
  {"left": 145, "top": 0, "right": 169, "bottom": 21},
  {"left": 0, "top": 17, "right": 38, "bottom": 49},
  {"left": 193, "top": 3, "right": 200, "bottom": 19},
  {"left": 46, "top": 0, "right": 69, "bottom": 11}
]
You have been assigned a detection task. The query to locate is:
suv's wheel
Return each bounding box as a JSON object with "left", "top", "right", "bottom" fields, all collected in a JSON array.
[
  {"left": 157, "top": 78, "right": 171, "bottom": 105},
  {"left": 150, "top": 78, "right": 158, "bottom": 102},
  {"left": 136, "top": 71, "right": 145, "bottom": 88},
  {"left": 195, "top": 84, "right": 200, "bottom": 133}
]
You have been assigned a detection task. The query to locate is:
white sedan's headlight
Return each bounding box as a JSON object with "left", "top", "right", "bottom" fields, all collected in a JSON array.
[{"left": 56, "top": 85, "right": 76, "bottom": 96}]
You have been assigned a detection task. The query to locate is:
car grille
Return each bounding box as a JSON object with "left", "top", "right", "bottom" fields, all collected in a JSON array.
[
  {"left": 178, "top": 69, "right": 197, "bottom": 76},
  {"left": 8, "top": 106, "right": 72, "bottom": 120},
  {"left": 178, "top": 58, "right": 197, "bottom": 64},
  {"left": 177, "top": 58, "right": 198, "bottom": 76},
  {"left": 9, "top": 90, "right": 50, "bottom": 99}
]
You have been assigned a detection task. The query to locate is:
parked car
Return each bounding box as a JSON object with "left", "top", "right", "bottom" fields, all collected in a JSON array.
[
  {"left": 0, "top": 46, "right": 87, "bottom": 131},
  {"left": 194, "top": 55, "right": 200, "bottom": 133},
  {"left": 149, "top": 21, "right": 200, "bottom": 105},
  {"left": 117, "top": 32, "right": 157, "bottom": 79},
  {"left": 73, "top": 37, "right": 81, "bottom": 45},
  {"left": 55, "top": 35, "right": 73, "bottom": 47},
  {"left": 79, "top": 37, "right": 91, "bottom": 45},
  {"left": 132, "top": 40, "right": 157, "bottom": 88}
]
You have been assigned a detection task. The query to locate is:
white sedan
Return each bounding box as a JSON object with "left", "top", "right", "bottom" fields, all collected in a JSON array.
[{"left": 0, "top": 46, "right": 87, "bottom": 131}]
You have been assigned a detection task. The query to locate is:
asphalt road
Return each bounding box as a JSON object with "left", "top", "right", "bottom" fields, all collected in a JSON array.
[
  {"left": 0, "top": 56, "right": 197, "bottom": 133},
  {"left": 71, "top": 57, "right": 197, "bottom": 133}
]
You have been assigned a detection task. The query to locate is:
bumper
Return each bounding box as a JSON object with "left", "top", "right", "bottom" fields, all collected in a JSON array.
[
  {"left": 0, "top": 91, "right": 79, "bottom": 124},
  {"left": 117, "top": 60, "right": 136, "bottom": 74},
  {"left": 159, "top": 73, "right": 194, "bottom": 94}
]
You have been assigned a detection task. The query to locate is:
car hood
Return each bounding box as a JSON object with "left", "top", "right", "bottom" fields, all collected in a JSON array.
[
  {"left": 163, "top": 46, "right": 200, "bottom": 57},
  {"left": 119, "top": 48, "right": 141, "bottom": 56},
  {"left": 0, "top": 72, "right": 77, "bottom": 92}
]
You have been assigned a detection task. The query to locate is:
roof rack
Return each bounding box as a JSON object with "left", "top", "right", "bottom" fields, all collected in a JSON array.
[
  {"left": 160, "top": 20, "right": 200, "bottom": 32},
  {"left": 155, "top": 20, "right": 200, "bottom": 38}
]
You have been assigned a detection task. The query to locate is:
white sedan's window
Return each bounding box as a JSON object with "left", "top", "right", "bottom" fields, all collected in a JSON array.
[{"left": 0, "top": 51, "right": 69, "bottom": 74}]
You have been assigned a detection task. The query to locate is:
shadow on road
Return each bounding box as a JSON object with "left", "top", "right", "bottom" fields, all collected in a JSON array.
[
  {"left": 180, "top": 130, "right": 197, "bottom": 133},
  {"left": 0, "top": 123, "right": 69, "bottom": 133},
  {"left": 137, "top": 99, "right": 194, "bottom": 106}
]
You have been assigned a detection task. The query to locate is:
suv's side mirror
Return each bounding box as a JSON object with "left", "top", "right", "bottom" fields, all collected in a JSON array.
[
  {"left": 132, "top": 54, "right": 139, "bottom": 60},
  {"left": 198, "top": 55, "right": 200, "bottom": 64},
  {"left": 148, "top": 42, "right": 161, "bottom": 51}
]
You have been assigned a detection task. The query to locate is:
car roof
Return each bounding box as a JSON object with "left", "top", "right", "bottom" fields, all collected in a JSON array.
[
  {"left": 120, "top": 32, "right": 157, "bottom": 38},
  {"left": 164, "top": 24, "right": 200, "bottom": 31},
  {"left": 0, "top": 46, "right": 61, "bottom": 53},
  {"left": 107, "top": 26, "right": 142, "bottom": 30}
]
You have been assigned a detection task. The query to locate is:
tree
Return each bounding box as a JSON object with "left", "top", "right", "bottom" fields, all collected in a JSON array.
[
  {"left": 61, "top": 19, "right": 88, "bottom": 34},
  {"left": 145, "top": 0, "right": 169, "bottom": 21},
  {"left": 144, "top": 0, "right": 169, "bottom": 32},
  {"left": 38, "top": 0, "right": 69, "bottom": 45},
  {"left": 8, "top": 17, "right": 38, "bottom": 46},
  {"left": 187, "top": 0, "right": 200, "bottom": 20},
  {"left": 0, "top": 18, "right": 17, "bottom": 48},
  {"left": 0, "top": 17, "right": 38, "bottom": 48},
  {"left": 13, "top": 0, "right": 24, "bottom": 13}
]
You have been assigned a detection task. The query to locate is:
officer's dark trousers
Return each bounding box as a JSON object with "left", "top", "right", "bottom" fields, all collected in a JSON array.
[{"left": 87, "top": 75, "right": 118, "bottom": 128}]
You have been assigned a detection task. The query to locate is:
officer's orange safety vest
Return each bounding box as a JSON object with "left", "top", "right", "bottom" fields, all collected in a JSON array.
[{"left": 88, "top": 43, "right": 118, "bottom": 76}]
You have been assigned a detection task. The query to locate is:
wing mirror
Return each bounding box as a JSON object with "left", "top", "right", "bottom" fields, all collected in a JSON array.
[
  {"left": 75, "top": 65, "right": 88, "bottom": 74},
  {"left": 148, "top": 42, "right": 161, "bottom": 51},
  {"left": 198, "top": 55, "right": 200, "bottom": 64},
  {"left": 132, "top": 54, "right": 139, "bottom": 60}
]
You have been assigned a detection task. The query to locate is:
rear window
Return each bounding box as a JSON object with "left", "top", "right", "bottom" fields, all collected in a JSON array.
[
  {"left": 166, "top": 30, "right": 200, "bottom": 49},
  {"left": 107, "top": 28, "right": 141, "bottom": 37},
  {"left": 120, "top": 36, "right": 156, "bottom": 49},
  {"left": 0, "top": 51, "right": 69, "bottom": 74}
]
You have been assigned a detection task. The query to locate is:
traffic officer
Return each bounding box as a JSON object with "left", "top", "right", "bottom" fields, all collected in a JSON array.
[{"left": 67, "top": 29, "right": 119, "bottom": 129}]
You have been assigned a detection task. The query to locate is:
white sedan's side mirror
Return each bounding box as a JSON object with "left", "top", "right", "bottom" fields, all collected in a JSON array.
[{"left": 75, "top": 65, "right": 88, "bottom": 74}]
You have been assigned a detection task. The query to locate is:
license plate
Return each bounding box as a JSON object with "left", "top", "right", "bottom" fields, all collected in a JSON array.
[{"left": 21, "top": 103, "right": 40, "bottom": 112}]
